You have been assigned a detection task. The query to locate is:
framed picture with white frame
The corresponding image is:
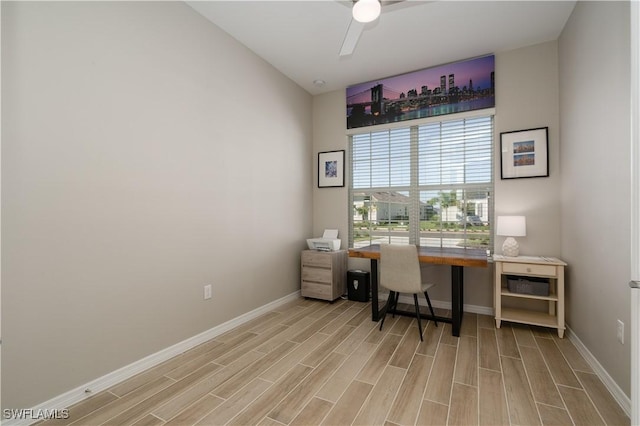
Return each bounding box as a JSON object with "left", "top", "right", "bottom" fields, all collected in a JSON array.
[{"left": 318, "top": 150, "right": 345, "bottom": 188}]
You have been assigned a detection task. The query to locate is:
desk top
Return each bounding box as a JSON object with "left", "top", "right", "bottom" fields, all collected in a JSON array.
[{"left": 349, "top": 244, "right": 489, "bottom": 268}]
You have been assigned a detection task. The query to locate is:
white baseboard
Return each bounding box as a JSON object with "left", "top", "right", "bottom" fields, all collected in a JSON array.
[
  {"left": 566, "top": 325, "right": 632, "bottom": 418},
  {"left": 2, "top": 291, "right": 301, "bottom": 426},
  {"left": 385, "top": 293, "right": 494, "bottom": 317}
]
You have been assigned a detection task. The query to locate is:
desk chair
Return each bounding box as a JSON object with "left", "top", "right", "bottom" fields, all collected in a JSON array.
[{"left": 379, "top": 244, "right": 438, "bottom": 341}]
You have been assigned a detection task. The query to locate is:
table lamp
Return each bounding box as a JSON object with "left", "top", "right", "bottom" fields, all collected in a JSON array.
[{"left": 496, "top": 216, "right": 526, "bottom": 257}]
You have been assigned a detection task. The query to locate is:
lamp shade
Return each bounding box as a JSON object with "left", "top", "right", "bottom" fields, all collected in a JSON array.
[
  {"left": 496, "top": 216, "right": 526, "bottom": 237},
  {"left": 353, "top": 0, "right": 381, "bottom": 23}
]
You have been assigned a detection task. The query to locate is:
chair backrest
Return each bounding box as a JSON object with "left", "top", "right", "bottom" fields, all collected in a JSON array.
[{"left": 380, "top": 244, "right": 422, "bottom": 293}]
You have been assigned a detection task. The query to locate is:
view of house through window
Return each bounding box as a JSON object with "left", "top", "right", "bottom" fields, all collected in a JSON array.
[{"left": 349, "top": 114, "right": 494, "bottom": 250}]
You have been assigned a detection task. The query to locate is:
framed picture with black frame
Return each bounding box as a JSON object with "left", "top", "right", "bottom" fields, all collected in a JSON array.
[
  {"left": 318, "top": 150, "right": 345, "bottom": 188},
  {"left": 500, "top": 127, "right": 549, "bottom": 179}
]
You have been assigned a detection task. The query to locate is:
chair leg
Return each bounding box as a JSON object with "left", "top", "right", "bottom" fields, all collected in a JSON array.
[
  {"left": 379, "top": 291, "right": 394, "bottom": 331},
  {"left": 424, "top": 291, "right": 438, "bottom": 327},
  {"left": 413, "top": 293, "right": 424, "bottom": 341},
  {"left": 391, "top": 291, "right": 399, "bottom": 318}
]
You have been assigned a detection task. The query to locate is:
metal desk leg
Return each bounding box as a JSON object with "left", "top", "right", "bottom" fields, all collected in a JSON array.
[
  {"left": 452, "top": 265, "right": 464, "bottom": 337},
  {"left": 371, "top": 259, "right": 380, "bottom": 321}
]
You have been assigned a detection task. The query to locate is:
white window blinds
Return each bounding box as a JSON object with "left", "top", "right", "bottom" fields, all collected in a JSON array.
[
  {"left": 419, "top": 116, "right": 493, "bottom": 186},
  {"left": 352, "top": 127, "right": 411, "bottom": 189},
  {"left": 349, "top": 115, "right": 494, "bottom": 249}
]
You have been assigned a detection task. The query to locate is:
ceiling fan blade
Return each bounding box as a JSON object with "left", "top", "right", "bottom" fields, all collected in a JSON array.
[
  {"left": 338, "top": 0, "right": 425, "bottom": 56},
  {"left": 339, "top": 18, "right": 365, "bottom": 57}
]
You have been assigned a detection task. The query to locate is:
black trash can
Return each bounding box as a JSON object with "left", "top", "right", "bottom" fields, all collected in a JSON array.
[{"left": 347, "top": 270, "right": 370, "bottom": 302}]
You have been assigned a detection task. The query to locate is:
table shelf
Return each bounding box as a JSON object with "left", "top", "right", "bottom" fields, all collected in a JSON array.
[
  {"left": 498, "top": 307, "right": 558, "bottom": 328},
  {"left": 500, "top": 288, "right": 558, "bottom": 302}
]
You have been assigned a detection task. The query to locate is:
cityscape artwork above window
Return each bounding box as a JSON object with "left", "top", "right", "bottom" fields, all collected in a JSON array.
[{"left": 345, "top": 55, "right": 495, "bottom": 130}]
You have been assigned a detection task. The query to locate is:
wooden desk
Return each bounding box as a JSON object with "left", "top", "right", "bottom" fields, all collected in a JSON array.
[{"left": 349, "top": 244, "right": 488, "bottom": 337}]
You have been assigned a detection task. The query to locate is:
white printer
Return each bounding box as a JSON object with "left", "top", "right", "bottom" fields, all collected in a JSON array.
[{"left": 306, "top": 229, "right": 341, "bottom": 251}]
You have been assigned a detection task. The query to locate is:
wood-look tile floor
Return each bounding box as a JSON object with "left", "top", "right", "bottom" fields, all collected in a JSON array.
[{"left": 43, "top": 298, "right": 630, "bottom": 426}]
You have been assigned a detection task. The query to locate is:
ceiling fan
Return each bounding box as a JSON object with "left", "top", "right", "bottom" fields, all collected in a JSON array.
[{"left": 339, "top": 0, "right": 418, "bottom": 57}]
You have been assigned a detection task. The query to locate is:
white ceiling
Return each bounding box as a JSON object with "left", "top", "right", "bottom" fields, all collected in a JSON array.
[{"left": 186, "top": 1, "right": 576, "bottom": 95}]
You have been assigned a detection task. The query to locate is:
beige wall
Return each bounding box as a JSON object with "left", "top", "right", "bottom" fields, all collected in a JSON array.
[
  {"left": 494, "top": 42, "right": 562, "bottom": 257},
  {"left": 1, "top": 1, "right": 312, "bottom": 409},
  {"left": 559, "top": 1, "right": 631, "bottom": 396},
  {"left": 312, "top": 41, "right": 562, "bottom": 310},
  {"left": 312, "top": 91, "right": 350, "bottom": 242}
]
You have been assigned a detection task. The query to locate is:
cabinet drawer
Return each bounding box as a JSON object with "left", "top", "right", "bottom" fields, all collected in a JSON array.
[
  {"left": 502, "top": 262, "right": 557, "bottom": 277},
  {"left": 301, "top": 281, "right": 331, "bottom": 299},
  {"left": 301, "top": 251, "right": 332, "bottom": 268},
  {"left": 302, "top": 267, "right": 332, "bottom": 284}
]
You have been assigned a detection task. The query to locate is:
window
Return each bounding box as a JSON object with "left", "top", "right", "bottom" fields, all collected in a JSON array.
[{"left": 349, "top": 114, "right": 494, "bottom": 250}]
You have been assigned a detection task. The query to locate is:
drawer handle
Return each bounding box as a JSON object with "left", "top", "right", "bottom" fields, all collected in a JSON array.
[{"left": 526, "top": 267, "right": 532, "bottom": 273}]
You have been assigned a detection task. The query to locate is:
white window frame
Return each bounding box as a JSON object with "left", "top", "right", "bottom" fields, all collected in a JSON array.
[{"left": 348, "top": 109, "right": 495, "bottom": 250}]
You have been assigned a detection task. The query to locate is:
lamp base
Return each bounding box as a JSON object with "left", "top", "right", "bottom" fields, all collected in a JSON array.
[{"left": 502, "top": 237, "right": 520, "bottom": 257}]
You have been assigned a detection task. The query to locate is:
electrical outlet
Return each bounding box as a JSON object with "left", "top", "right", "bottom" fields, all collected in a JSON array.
[
  {"left": 617, "top": 319, "right": 624, "bottom": 344},
  {"left": 204, "top": 285, "right": 212, "bottom": 300}
]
